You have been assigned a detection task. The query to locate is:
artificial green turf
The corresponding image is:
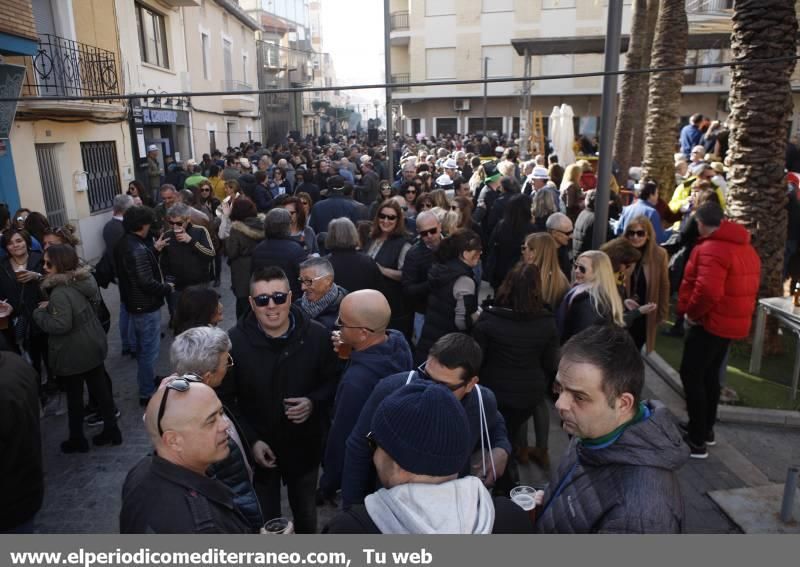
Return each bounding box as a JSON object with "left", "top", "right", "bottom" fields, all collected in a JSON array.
[{"left": 655, "top": 325, "right": 800, "bottom": 411}]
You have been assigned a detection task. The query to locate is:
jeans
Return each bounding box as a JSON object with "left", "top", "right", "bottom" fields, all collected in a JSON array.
[
  {"left": 130, "top": 309, "right": 161, "bottom": 399},
  {"left": 679, "top": 326, "right": 730, "bottom": 446},
  {"left": 254, "top": 466, "right": 318, "bottom": 534},
  {"left": 412, "top": 312, "right": 425, "bottom": 345},
  {"left": 62, "top": 364, "right": 117, "bottom": 441},
  {"left": 119, "top": 302, "right": 137, "bottom": 353}
]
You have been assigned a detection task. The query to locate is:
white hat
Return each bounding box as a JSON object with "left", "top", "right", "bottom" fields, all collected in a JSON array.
[
  {"left": 444, "top": 158, "right": 458, "bottom": 170},
  {"left": 436, "top": 173, "right": 454, "bottom": 187},
  {"left": 532, "top": 166, "right": 549, "bottom": 180},
  {"left": 239, "top": 157, "right": 251, "bottom": 169},
  {"left": 495, "top": 146, "right": 505, "bottom": 153},
  {"left": 147, "top": 144, "right": 159, "bottom": 152},
  {"left": 360, "top": 155, "right": 372, "bottom": 165}
]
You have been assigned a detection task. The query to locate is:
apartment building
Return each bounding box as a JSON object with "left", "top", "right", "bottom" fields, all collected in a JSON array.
[
  {"left": 8, "top": 0, "right": 131, "bottom": 261},
  {"left": 390, "top": 0, "right": 798, "bottom": 139}
]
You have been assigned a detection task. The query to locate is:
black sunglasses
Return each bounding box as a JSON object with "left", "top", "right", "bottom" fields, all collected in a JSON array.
[
  {"left": 417, "top": 362, "right": 467, "bottom": 391},
  {"left": 574, "top": 262, "right": 587, "bottom": 274},
  {"left": 625, "top": 229, "right": 646, "bottom": 238},
  {"left": 419, "top": 227, "right": 439, "bottom": 238},
  {"left": 378, "top": 213, "right": 398, "bottom": 221},
  {"left": 335, "top": 314, "right": 375, "bottom": 333},
  {"left": 157, "top": 374, "right": 203, "bottom": 436},
  {"left": 252, "top": 292, "right": 290, "bottom": 307},
  {"left": 168, "top": 220, "right": 186, "bottom": 227}
]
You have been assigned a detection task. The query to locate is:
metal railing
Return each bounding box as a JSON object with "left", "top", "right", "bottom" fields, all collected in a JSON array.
[
  {"left": 685, "top": 0, "right": 734, "bottom": 14},
  {"left": 390, "top": 11, "right": 409, "bottom": 31},
  {"left": 391, "top": 73, "right": 410, "bottom": 92},
  {"left": 22, "top": 33, "right": 119, "bottom": 101},
  {"left": 221, "top": 80, "right": 253, "bottom": 93}
]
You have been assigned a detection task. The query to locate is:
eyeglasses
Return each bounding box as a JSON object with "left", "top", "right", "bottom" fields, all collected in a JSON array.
[
  {"left": 574, "top": 262, "right": 588, "bottom": 274},
  {"left": 418, "top": 227, "right": 439, "bottom": 238},
  {"left": 420, "top": 203, "right": 433, "bottom": 210},
  {"left": 298, "top": 274, "right": 328, "bottom": 287},
  {"left": 225, "top": 352, "right": 235, "bottom": 369},
  {"left": 378, "top": 213, "right": 398, "bottom": 221},
  {"left": 334, "top": 314, "right": 375, "bottom": 333},
  {"left": 300, "top": 201, "right": 310, "bottom": 206},
  {"left": 406, "top": 189, "right": 417, "bottom": 194},
  {"left": 157, "top": 374, "right": 203, "bottom": 436},
  {"left": 625, "top": 229, "right": 646, "bottom": 238},
  {"left": 168, "top": 220, "right": 186, "bottom": 227},
  {"left": 416, "top": 362, "right": 467, "bottom": 391},
  {"left": 450, "top": 205, "right": 459, "bottom": 211},
  {"left": 556, "top": 229, "right": 573, "bottom": 237},
  {"left": 366, "top": 431, "right": 379, "bottom": 454},
  {"left": 252, "top": 292, "right": 290, "bottom": 307}
]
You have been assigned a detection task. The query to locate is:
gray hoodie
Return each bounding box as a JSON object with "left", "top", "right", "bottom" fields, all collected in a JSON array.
[{"left": 365, "top": 476, "right": 494, "bottom": 534}]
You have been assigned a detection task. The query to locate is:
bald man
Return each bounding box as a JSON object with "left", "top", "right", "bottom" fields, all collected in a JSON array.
[
  {"left": 120, "top": 381, "right": 253, "bottom": 533},
  {"left": 317, "top": 290, "right": 414, "bottom": 504},
  {"left": 546, "top": 212, "right": 574, "bottom": 279}
]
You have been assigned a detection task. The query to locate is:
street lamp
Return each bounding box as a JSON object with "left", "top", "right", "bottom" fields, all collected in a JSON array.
[{"left": 373, "top": 99, "right": 379, "bottom": 120}]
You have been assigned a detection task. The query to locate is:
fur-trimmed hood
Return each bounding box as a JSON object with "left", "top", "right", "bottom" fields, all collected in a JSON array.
[
  {"left": 40, "top": 265, "right": 96, "bottom": 299},
  {"left": 231, "top": 218, "right": 265, "bottom": 241}
]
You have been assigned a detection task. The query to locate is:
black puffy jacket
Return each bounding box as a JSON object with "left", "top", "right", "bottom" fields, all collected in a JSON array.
[
  {"left": 114, "top": 233, "right": 172, "bottom": 314},
  {"left": 416, "top": 258, "right": 477, "bottom": 361},
  {"left": 472, "top": 306, "right": 559, "bottom": 409}
]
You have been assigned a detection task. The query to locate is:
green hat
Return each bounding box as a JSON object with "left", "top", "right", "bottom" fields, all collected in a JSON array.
[{"left": 485, "top": 172, "right": 502, "bottom": 183}]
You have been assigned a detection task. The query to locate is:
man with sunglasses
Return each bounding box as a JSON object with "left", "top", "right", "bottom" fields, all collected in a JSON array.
[
  {"left": 615, "top": 180, "right": 667, "bottom": 244},
  {"left": 218, "top": 267, "right": 339, "bottom": 533},
  {"left": 401, "top": 211, "right": 443, "bottom": 343},
  {"left": 326, "top": 383, "right": 529, "bottom": 534},
  {"left": 121, "top": 380, "right": 252, "bottom": 533},
  {"left": 340, "top": 333, "right": 511, "bottom": 510},
  {"left": 159, "top": 203, "right": 215, "bottom": 298},
  {"left": 318, "top": 290, "right": 413, "bottom": 505},
  {"left": 546, "top": 212, "right": 575, "bottom": 280}
]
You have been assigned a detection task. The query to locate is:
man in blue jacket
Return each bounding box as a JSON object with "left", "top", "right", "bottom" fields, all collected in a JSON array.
[
  {"left": 679, "top": 114, "right": 704, "bottom": 159},
  {"left": 318, "top": 290, "right": 413, "bottom": 504},
  {"left": 308, "top": 175, "right": 366, "bottom": 235},
  {"left": 615, "top": 180, "right": 667, "bottom": 244},
  {"left": 340, "top": 333, "right": 511, "bottom": 510}
]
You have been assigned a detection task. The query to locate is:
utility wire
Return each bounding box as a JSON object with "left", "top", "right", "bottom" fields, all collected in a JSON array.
[{"left": 4, "top": 54, "right": 799, "bottom": 103}]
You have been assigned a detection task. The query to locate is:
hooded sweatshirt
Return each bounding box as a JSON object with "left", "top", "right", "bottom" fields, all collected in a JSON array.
[
  {"left": 319, "top": 330, "right": 414, "bottom": 494},
  {"left": 535, "top": 401, "right": 690, "bottom": 534}
]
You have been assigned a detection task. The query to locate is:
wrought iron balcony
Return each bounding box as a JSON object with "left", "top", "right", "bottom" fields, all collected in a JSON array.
[
  {"left": 390, "top": 11, "right": 409, "bottom": 31},
  {"left": 391, "top": 73, "right": 410, "bottom": 92},
  {"left": 22, "top": 34, "right": 119, "bottom": 101}
]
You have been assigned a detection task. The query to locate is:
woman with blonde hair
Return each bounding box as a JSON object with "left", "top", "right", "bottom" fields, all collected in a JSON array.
[
  {"left": 556, "top": 250, "right": 624, "bottom": 343},
  {"left": 622, "top": 215, "right": 669, "bottom": 352},
  {"left": 559, "top": 163, "right": 584, "bottom": 223},
  {"left": 522, "top": 233, "right": 570, "bottom": 309}
]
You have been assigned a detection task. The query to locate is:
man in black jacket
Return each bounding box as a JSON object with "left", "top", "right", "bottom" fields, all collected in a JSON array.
[
  {"left": 160, "top": 203, "right": 215, "bottom": 294},
  {"left": 114, "top": 206, "right": 173, "bottom": 405},
  {"left": 0, "top": 348, "right": 43, "bottom": 533},
  {"left": 121, "top": 381, "right": 253, "bottom": 533},
  {"left": 401, "top": 210, "right": 442, "bottom": 342},
  {"left": 326, "top": 382, "right": 530, "bottom": 534},
  {"left": 251, "top": 209, "right": 308, "bottom": 298},
  {"left": 307, "top": 175, "right": 366, "bottom": 235},
  {"left": 219, "top": 267, "right": 339, "bottom": 533}
]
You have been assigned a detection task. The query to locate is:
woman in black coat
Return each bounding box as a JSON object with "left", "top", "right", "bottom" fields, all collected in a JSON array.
[
  {"left": 324, "top": 217, "right": 382, "bottom": 293},
  {"left": 473, "top": 262, "right": 559, "bottom": 471},
  {"left": 486, "top": 194, "right": 536, "bottom": 291}
]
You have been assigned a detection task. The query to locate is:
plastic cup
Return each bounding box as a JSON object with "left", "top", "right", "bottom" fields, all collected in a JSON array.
[{"left": 510, "top": 485, "right": 537, "bottom": 523}]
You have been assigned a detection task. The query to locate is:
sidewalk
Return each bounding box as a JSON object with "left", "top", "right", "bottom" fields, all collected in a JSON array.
[{"left": 32, "top": 264, "right": 798, "bottom": 533}]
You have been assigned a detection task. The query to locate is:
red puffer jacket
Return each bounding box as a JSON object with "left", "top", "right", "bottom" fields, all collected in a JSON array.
[{"left": 677, "top": 220, "right": 761, "bottom": 339}]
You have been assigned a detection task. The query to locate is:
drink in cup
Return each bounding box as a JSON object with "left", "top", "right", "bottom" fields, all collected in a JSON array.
[
  {"left": 262, "top": 517, "right": 294, "bottom": 535},
  {"left": 510, "top": 485, "right": 537, "bottom": 523},
  {"left": 332, "top": 330, "right": 352, "bottom": 360}
]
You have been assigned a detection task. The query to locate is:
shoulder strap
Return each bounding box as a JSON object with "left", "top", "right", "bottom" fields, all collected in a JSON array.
[{"left": 405, "top": 370, "right": 415, "bottom": 385}]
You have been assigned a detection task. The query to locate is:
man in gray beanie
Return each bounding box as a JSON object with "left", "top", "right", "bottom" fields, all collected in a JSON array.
[{"left": 325, "top": 383, "right": 531, "bottom": 534}]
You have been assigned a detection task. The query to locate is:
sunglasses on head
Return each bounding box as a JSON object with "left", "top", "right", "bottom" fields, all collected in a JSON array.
[
  {"left": 625, "top": 229, "right": 646, "bottom": 238},
  {"left": 419, "top": 227, "right": 439, "bottom": 238},
  {"left": 574, "top": 262, "right": 587, "bottom": 274},
  {"left": 378, "top": 213, "right": 397, "bottom": 221},
  {"left": 252, "top": 292, "right": 290, "bottom": 307},
  {"left": 157, "top": 374, "right": 203, "bottom": 436}
]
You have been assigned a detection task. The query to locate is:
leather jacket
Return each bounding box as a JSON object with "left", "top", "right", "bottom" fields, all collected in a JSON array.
[{"left": 114, "top": 233, "right": 172, "bottom": 314}]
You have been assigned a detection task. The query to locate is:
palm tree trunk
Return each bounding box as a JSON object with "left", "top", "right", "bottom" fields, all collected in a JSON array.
[
  {"left": 727, "top": 0, "right": 797, "bottom": 318},
  {"left": 613, "top": 0, "right": 649, "bottom": 189},
  {"left": 642, "top": 0, "right": 688, "bottom": 200},
  {"left": 629, "top": 0, "right": 661, "bottom": 168}
]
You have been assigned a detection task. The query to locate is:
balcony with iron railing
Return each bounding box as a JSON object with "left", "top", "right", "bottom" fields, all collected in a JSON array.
[
  {"left": 686, "top": 0, "right": 734, "bottom": 14},
  {"left": 391, "top": 73, "right": 410, "bottom": 93},
  {"left": 221, "top": 79, "right": 256, "bottom": 115},
  {"left": 390, "top": 11, "right": 410, "bottom": 45},
  {"left": 390, "top": 11, "right": 409, "bottom": 30},
  {"left": 19, "top": 33, "right": 122, "bottom": 115}
]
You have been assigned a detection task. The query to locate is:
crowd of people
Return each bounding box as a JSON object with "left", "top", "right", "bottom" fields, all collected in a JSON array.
[{"left": 0, "top": 122, "right": 771, "bottom": 534}]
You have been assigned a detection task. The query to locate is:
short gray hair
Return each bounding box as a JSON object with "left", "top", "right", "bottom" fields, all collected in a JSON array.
[
  {"left": 113, "top": 194, "right": 135, "bottom": 214},
  {"left": 170, "top": 326, "right": 231, "bottom": 377},
  {"left": 325, "top": 217, "right": 359, "bottom": 250},
  {"left": 167, "top": 203, "right": 192, "bottom": 219},
  {"left": 546, "top": 212, "right": 572, "bottom": 232},
  {"left": 264, "top": 208, "right": 291, "bottom": 238},
  {"left": 299, "top": 256, "right": 334, "bottom": 277}
]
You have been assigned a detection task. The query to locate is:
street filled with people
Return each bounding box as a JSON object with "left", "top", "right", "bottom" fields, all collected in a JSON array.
[{"left": 2, "top": 123, "right": 774, "bottom": 534}]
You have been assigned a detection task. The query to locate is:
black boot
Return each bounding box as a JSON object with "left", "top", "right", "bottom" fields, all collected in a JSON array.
[{"left": 93, "top": 426, "right": 123, "bottom": 447}]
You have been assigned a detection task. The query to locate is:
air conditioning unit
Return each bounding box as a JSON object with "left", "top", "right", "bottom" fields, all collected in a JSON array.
[{"left": 453, "top": 99, "right": 471, "bottom": 111}]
